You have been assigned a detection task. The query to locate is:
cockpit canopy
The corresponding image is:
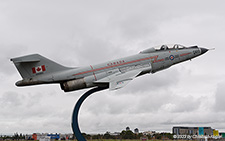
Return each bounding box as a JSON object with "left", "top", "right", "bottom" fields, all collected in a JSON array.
[{"left": 140, "top": 44, "right": 186, "bottom": 54}]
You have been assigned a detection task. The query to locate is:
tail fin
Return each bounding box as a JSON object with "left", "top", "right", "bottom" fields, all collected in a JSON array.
[{"left": 11, "top": 54, "right": 69, "bottom": 79}]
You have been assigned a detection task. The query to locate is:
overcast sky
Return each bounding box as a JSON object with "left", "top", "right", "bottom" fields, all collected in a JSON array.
[{"left": 1, "top": 0, "right": 225, "bottom": 135}]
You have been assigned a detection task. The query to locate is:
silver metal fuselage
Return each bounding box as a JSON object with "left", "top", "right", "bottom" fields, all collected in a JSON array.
[
  {"left": 55, "top": 46, "right": 204, "bottom": 90},
  {"left": 13, "top": 45, "right": 208, "bottom": 92}
]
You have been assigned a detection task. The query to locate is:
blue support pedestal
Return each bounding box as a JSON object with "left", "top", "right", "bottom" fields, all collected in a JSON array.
[{"left": 71, "top": 87, "right": 107, "bottom": 141}]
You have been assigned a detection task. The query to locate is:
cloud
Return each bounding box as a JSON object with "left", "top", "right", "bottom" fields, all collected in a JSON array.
[
  {"left": 75, "top": 86, "right": 208, "bottom": 133},
  {"left": 0, "top": 91, "right": 24, "bottom": 109},
  {"left": 0, "top": 0, "right": 225, "bottom": 134},
  {"left": 214, "top": 81, "right": 225, "bottom": 111},
  {"left": 0, "top": 90, "right": 77, "bottom": 133}
]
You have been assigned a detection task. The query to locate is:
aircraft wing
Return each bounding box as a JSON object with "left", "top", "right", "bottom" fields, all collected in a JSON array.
[
  {"left": 95, "top": 70, "right": 142, "bottom": 90},
  {"left": 95, "top": 63, "right": 151, "bottom": 90}
]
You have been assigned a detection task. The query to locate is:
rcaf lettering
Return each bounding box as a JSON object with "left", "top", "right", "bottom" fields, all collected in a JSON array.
[{"left": 107, "top": 60, "right": 125, "bottom": 66}]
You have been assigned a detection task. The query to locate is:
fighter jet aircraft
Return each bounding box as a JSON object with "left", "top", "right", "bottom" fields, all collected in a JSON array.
[{"left": 11, "top": 44, "right": 208, "bottom": 92}]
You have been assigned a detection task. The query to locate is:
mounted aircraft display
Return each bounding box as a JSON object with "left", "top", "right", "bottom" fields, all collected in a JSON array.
[{"left": 11, "top": 44, "right": 208, "bottom": 92}]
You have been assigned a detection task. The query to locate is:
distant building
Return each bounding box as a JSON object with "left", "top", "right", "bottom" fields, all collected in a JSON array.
[
  {"left": 32, "top": 133, "right": 60, "bottom": 140},
  {"left": 143, "top": 131, "right": 156, "bottom": 136},
  {"left": 220, "top": 132, "right": 225, "bottom": 138},
  {"left": 32, "top": 133, "right": 37, "bottom": 140},
  {"left": 39, "top": 136, "right": 50, "bottom": 141},
  {"left": 47, "top": 133, "right": 60, "bottom": 139},
  {"left": 173, "top": 126, "right": 213, "bottom": 136}
]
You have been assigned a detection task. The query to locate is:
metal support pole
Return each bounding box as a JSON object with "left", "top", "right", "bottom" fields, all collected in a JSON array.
[{"left": 71, "top": 87, "right": 108, "bottom": 141}]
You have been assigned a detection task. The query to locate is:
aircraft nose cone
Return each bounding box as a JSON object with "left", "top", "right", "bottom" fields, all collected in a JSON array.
[{"left": 200, "top": 47, "right": 208, "bottom": 55}]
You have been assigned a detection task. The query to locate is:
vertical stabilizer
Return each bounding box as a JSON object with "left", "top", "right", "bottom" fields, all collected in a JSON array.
[{"left": 10, "top": 54, "right": 69, "bottom": 79}]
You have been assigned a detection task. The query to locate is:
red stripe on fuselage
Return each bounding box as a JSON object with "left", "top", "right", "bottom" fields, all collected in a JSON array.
[
  {"left": 180, "top": 52, "right": 191, "bottom": 57},
  {"left": 73, "top": 55, "right": 163, "bottom": 76}
]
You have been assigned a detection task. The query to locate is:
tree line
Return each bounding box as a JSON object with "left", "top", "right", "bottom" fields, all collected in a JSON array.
[
  {"left": 0, "top": 133, "right": 25, "bottom": 140},
  {"left": 0, "top": 130, "right": 173, "bottom": 140},
  {"left": 82, "top": 130, "right": 173, "bottom": 140}
]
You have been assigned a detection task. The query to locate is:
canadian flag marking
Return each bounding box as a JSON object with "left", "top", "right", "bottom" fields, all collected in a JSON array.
[{"left": 32, "top": 65, "right": 46, "bottom": 74}]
